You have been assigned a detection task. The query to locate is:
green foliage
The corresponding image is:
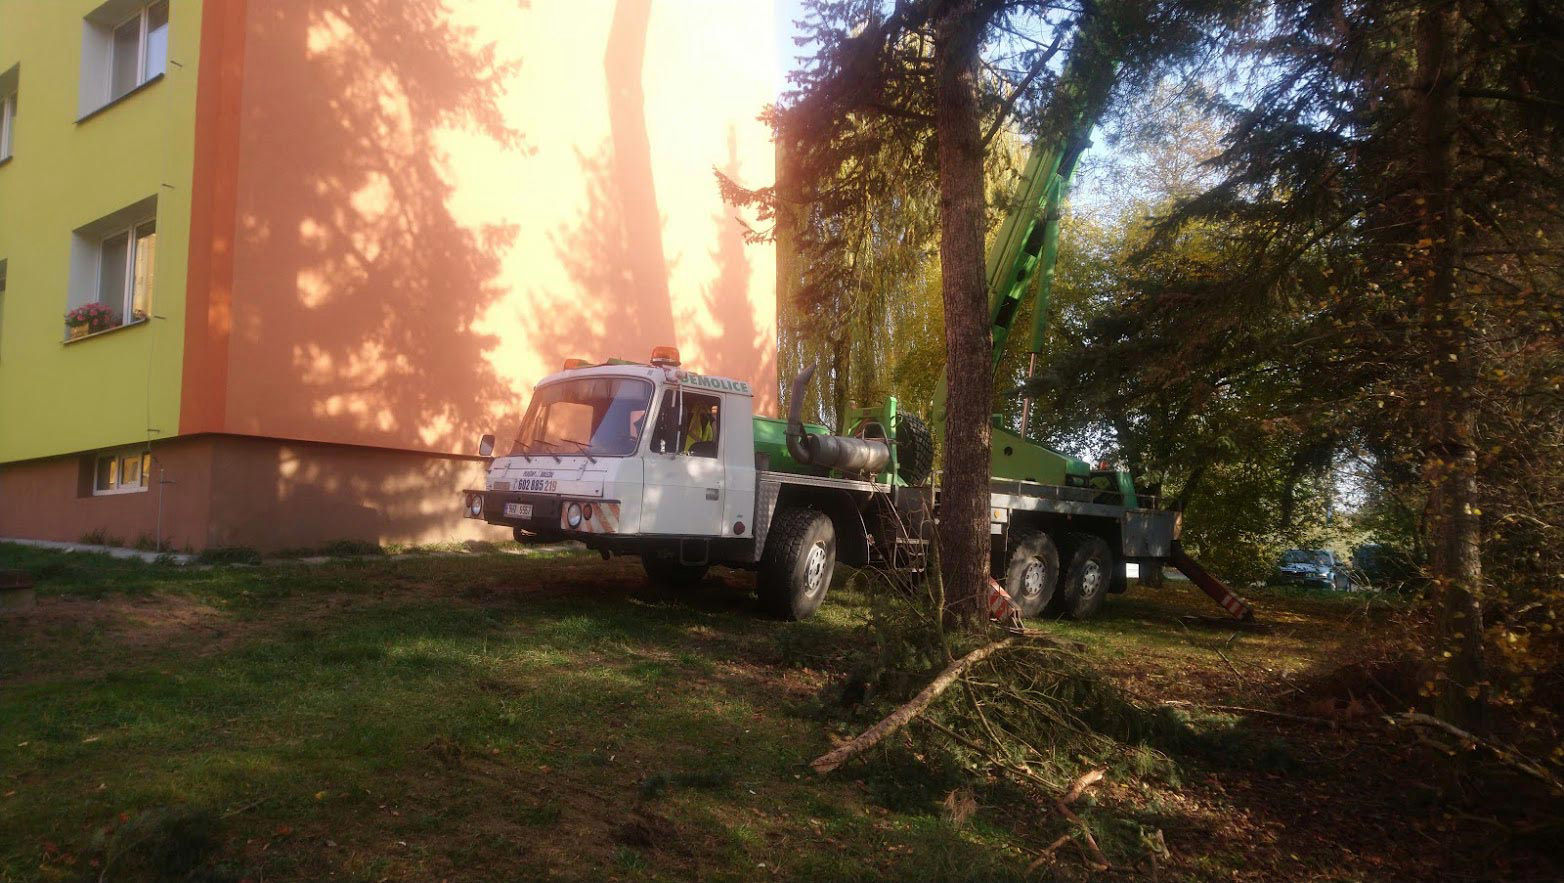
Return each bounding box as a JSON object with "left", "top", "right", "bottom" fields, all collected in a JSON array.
[
  {"left": 196, "top": 546, "right": 263, "bottom": 566},
  {"left": 1024, "top": 0, "right": 1562, "bottom": 738},
  {"left": 79, "top": 528, "right": 123, "bottom": 548}
]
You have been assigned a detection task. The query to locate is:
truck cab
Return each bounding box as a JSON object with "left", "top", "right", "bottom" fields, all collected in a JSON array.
[{"left": 465, "top": 349, "right": 758, "bottom": 561}]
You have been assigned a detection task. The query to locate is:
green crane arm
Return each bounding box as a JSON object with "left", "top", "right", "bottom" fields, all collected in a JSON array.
[
  {"left": 924, "top": 35, "right": 1133, "bottom": 500},
  {"left": 983, "top": 135, "right": 1090, "bottom": 373},
  {"left": 929, "top": 125, "right": 1091, "bottom": 435}
]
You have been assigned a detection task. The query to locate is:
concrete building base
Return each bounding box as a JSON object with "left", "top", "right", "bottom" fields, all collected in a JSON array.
[{"left": 0, "top": 435, "right": 502, "bottom": 552}]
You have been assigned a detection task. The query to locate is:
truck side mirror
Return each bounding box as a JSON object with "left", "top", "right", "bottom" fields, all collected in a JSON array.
[{"left": 478, "top": 434, "right": 495, "bottom": 457}]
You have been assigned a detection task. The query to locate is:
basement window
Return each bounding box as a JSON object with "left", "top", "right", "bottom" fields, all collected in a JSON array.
[
  {"left": 79, "top": 0, "right": 168, "bottom": 117},
  {"left": 93, "top": 446, "right": 152, "bottom": 495}
]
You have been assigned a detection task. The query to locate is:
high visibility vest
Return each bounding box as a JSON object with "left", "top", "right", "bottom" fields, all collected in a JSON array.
[{"left": 683, "top": 412, "right": 715, "bottom": 452}]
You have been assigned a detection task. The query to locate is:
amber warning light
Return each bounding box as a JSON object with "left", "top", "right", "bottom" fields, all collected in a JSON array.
[
  {"left": 563, "top": 358, "right": 589, "bottom": 370},
  {"left": 650, "top": 346, "right": 681, "bottom": 366}
]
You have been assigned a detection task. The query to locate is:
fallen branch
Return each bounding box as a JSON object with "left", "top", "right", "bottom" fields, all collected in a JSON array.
[
  {"left": 1394, "top": 712, "right": 1564, "bottom": 795},
  {"left": 1026, "top": 834, "right": 1075, "bottom": 873},
  {"left": 1061, "top": 768, "right": 1105, "bottom": 804},
  {"left": 1054, "top": 793, "right": 1110, "bottom": 871},
  {"left": 1053, "top": 768, "right": 1111, "bottom": 870},
  {"left": 1161, "top": 699, "right": 1358, "bottom": 729},
  {"left": 811, "top": 637, "right": 1014, "bottom": 774}
]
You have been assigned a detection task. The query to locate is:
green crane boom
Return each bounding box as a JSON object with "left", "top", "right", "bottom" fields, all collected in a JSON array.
[{"left": 928, "top": 55, "right": 1137, "bottom": 504}]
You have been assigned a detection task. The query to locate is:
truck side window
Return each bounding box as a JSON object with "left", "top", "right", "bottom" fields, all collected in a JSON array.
[
  {"left": 681, "top": 393, "right": 720, "bottom": 458},
  {"left": 648, "top": 390, "right": 720, "bottom": 457},
  {"left": 650, "top": 391, "right": 679, "bottom": 454}
]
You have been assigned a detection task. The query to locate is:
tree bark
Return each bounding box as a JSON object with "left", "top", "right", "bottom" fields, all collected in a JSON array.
[
  {"left": 1414, "top": 0, "right": 1487, "bottom": 734},
  {"left": 933, "top": 0, "right": 994, "bottom": 622}
]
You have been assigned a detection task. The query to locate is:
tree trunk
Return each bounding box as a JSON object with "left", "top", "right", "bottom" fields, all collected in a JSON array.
[
  {"left": 1414, "top": 0, "right": 1487, "bottom": 734},
  {"left": 933, "top": 0, "right": 993, "bottom": 622}
]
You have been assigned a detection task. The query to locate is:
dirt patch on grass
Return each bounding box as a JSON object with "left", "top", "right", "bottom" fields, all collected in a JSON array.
[{"left": 2, "top": 593, "right": 243, "bottom": 684}]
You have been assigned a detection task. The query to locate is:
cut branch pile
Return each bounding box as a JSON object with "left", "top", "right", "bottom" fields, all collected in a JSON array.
[
  {"left": 811, "top": 637, "right": 1014, "bottom": 774},
  {"left": 809, "top": 629, "right": 1165, "bottom": 872}
]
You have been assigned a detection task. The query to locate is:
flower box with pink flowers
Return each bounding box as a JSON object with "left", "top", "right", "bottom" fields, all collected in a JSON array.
[{"left": 64, "top": 303, "right": 120, "bottom": 339}]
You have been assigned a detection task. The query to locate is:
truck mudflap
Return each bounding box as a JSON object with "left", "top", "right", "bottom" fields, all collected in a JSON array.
[{"left": 1168, "top": 542, "right": 1255, "bottom": 621}]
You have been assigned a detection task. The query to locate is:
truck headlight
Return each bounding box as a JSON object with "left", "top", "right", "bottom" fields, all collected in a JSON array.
[{"left": 566, "top": 502, "right": 583, "bottom": 528}]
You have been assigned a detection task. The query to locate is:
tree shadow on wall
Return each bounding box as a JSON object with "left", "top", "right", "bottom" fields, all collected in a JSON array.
[
  {"left": 524, "top": 140, "right": 678, "bottom": 373},
  {"left": 531, "top": 130, "right": 767, "bottom": 405},
  {"left": 691, "top": 127, "right": 770, "bottom": 408},
  {"left": 232, "top": 0, "right": 528, "bottom": 542},
  {"left": 520, "top": 0, "right": 675, "bottom": 372}
]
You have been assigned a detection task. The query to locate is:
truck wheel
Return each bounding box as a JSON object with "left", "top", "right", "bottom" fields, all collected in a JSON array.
[
  {"left": 895, "top": 414, "right": 935, "bottom": 487},
  {"left": 1002, "top": 529, "right": 1058, "bottom": 618},
  {"left": 642, "top": 555, "right": 709, "bottom": 589},
  {"left": 1057, "top": 534, "right": 1111, "bottom": 620},
  {"left": 758, "top": 507, "right": 835, "bottom": 620}
]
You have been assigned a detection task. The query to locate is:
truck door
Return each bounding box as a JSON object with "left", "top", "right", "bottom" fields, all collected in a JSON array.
[{"left": 641, "top": 388, "right": 725, "bottom": 536}]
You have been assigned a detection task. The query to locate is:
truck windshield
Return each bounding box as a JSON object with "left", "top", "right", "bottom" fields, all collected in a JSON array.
[{"left": 514, "top": 377, "right": 653, "bottom": 457}]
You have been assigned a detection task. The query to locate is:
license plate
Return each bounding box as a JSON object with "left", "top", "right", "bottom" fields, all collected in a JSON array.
[{"left": 504, "top": 502, "right": 533, "bottom": 519}]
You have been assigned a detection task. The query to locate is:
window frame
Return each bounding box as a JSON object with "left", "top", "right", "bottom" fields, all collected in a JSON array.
[
  {"left": 649, "top": 389, "right": 721, "bottom": 458},
  {"left": 95, "top": 218, "right": 156, "bottom": 326},
  {"left": 0, "top": 90, "right": 14, "bottom": 160},
  {"left": 107, "top": 1, "right": 168, "bottom": 102},
  {"left": 0, "top": 258, "right": 8, "bottom": 360},
  {"left": 93, "top": 448, "right": 152, "bottom": 496}
]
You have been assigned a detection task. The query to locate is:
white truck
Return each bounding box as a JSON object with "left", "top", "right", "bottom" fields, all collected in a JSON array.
[{"left": 459, "top": 347, "right": 1242, "bottom": 622}]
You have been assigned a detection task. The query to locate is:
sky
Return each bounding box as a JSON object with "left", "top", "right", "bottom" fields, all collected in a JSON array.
[
  {"left": 765, "top": 0, "right": 1128, "bottom": 212},
  {"left": 774, "top": 0, "right": 812, "bottom": 97}
]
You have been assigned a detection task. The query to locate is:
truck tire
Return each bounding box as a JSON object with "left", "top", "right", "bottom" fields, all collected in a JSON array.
[
  {"left": 1001, "top": 529, "right": 1059, "bottom": 618},
  {"left": 758, "top": 507, "right": 835, "bottom": 620},
  {"left": 1057, "top": 534, "right": 1111, "bottom": 620},
  {"left": 642, "top": 555, "right": 709, "bottom": 589},
  {"left": 896, "top": 414, "right": 935, "bottom": 487}
]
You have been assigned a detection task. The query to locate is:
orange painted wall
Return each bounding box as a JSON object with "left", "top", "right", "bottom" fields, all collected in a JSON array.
[
  {"left": 203, "top": 435, "right": 499, "bottom": 550},
  {"left": 195, "top": 0, "right": 778, "bottom": 456}
]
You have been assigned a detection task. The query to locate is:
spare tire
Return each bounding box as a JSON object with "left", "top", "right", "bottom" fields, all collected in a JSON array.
[{"left": 896, "top": 413, "right": 934, "bottom": 486}]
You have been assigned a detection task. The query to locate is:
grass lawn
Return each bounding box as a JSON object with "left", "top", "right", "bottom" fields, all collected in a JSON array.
[{"left": 0, "top": 543, "right": 1549, "bottom": 881}]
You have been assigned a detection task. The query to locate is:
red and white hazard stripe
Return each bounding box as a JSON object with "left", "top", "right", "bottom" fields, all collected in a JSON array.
[{"left": 986, "top": 577, "right": 1020, "bottom": 625}]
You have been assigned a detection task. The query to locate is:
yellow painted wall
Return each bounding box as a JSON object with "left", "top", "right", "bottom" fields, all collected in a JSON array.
[{"left": 0, "top": 0, "right": 200, "bottom": 464}]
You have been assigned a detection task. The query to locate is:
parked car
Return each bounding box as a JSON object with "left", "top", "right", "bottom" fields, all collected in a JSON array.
[{"left": 1272, "top": 549, "right": 1350, "bottom": 591}]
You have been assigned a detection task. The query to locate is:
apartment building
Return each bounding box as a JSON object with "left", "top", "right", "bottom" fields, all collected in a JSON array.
[{"left": 0, "top": 0, "right": 779, "bottom": 551}]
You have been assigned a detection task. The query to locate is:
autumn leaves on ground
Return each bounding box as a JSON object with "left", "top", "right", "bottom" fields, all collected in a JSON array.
[{"left": 0, "top": 544, "right": 1558, "bottom": 881}]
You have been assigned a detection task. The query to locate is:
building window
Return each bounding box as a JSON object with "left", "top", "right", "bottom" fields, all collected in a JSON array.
[
  {"left": 0, "top": 91, "right": 14, "bottom": 161},
  {"left": 110, "top": 2, "right": 168, "bottom": 100},
  {"left": 79, "top": 1, "right": 168, "bottom": 116},
  {"left": 67, "top": 196, "right": 158, "bottom": 339},
  {"left": 93, "top": 447, "right": 152, "bottom": 495},
  {"left": 97, "top": 219, "right": 157, "bottom": 325},
  {"left": 0, "top": 64, "right": 17, "bottom": 161}
]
